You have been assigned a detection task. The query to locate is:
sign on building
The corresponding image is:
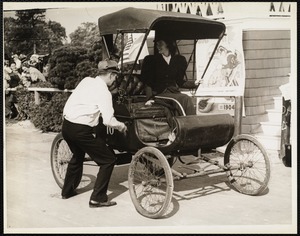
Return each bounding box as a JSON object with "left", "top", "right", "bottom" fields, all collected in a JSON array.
[{"left": 195, "top": 25, "right": 245, "bottom": 116}]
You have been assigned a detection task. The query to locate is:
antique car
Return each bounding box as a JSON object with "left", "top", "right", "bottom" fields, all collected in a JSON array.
[{"left": 51, "top": 7, "right": 271, "bottom": 219}]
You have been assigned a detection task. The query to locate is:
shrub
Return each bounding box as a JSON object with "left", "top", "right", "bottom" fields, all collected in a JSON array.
[
  {"left": 30, "top": 92, "right": 70, "bottom": 132},
  {"left": 15, "top": 87, "right": 35, "bottom": 119},
  {"left": 15, "top": 82, "right": 70, "bottom": 132}
]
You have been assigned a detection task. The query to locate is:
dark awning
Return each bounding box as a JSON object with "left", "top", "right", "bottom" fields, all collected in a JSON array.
[{"left": 98, "top": 7, "right": 225, "bottom": 40}]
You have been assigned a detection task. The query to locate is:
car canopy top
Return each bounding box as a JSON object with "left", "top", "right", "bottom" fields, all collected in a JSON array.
[{"left": 98, "top": 7, "right": 225, "bottom": 40}]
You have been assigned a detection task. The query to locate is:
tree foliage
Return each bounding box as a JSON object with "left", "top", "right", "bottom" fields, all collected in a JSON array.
[
  {"left": 47, "top": 45, "right": 86, "bottom": 89},
  {"left": 4, "top": 9, "right": 66, "bottom": 55},
  {"left": 47, "top": 44, "right": 101, "bottom": 90},
  {"left": 69, "top": 22, "right": 101, "bottom": 48}
]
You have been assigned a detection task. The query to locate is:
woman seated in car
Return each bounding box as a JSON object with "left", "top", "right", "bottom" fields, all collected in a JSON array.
[{"left": 140, "top": 36, "right": 197, "bottom": 115}]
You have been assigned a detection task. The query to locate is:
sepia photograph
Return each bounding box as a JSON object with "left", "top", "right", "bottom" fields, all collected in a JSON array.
[{"left": 3, "top": 1, "right": 297, "bottom": 234}]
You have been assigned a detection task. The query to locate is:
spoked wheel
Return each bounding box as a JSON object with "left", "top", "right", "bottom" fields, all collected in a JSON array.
[
  {"left": 224, "top": 134, "right": 271, "bottom": 195},
  {"left": 128, "top": 147, "right": 174, "bottom": 219},
  {"left": 50, "top": 133, "right": 82, "bottom": 189}
]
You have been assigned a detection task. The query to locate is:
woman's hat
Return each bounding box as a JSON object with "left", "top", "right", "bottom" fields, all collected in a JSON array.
[{"left": 98, "top": 59, "right": 119, "bottom": 73}]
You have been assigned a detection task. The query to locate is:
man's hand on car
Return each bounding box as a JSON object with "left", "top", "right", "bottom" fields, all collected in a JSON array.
[{"left": 119, "top": 123, "right": 128, "bottom": 135}]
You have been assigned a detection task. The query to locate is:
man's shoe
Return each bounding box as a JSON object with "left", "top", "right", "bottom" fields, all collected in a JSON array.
[
  {"left": 89, "top": 200, "right": 117, "bottom": 208},
  {"left": 62, "top": 191, "right": 77, "bottom": 199}
]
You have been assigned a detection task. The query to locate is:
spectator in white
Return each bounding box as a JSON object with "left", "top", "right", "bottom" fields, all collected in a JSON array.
[
  {"left": 4, "top": 60, "right": 19, "bottom": 118},
  {"left": 10, "top": 62, "right": 27, "bottom": 120},
  {"left": 4, "top": 60, "right": 12, "bottom": 115},
  {"left": 19, "top": 53, "right": 27, "bottom": 63},
  {"left": 61, "top": 59, "right": 127, "bottom": 208},
  {"left": 12, "top": 54, "right": 22, "bottom": 70},
  {"left": 20, "top": 68, "right": 32, "bottom": 88},
  {"left": 29, "top": 54, "right": 44, "bottom": 70},
  {"left": 4, "top": 60, "right": 12, "bottom": 83},
  {"left": 10, "top": 62, "right": 22, "bottom": 79},
  {"left": 4, "top": 61, "right": 13, "bottom": 118},
  {"left": 29, "top": 54, "right": 40, "bottom": 65},
  {"left": 22, "top": 62, "right": 46, "bottom": 82},
  {"left": 42, "top": 63, "right": 50, "bottom": 78}
]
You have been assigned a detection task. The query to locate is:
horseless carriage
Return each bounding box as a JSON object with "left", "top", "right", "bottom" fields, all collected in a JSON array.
[{"left": 51, "top": 8, "right": 271, "bottom": 219}]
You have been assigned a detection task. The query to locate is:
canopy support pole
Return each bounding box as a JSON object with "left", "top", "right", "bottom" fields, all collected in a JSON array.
[{"left": 196, "top": 32, "right": 226, "bottom": 89}]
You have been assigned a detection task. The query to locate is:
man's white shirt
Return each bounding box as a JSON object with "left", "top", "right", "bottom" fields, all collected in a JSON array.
[{"left": 63, "top": 76, "right": 123, "bottom": 130}]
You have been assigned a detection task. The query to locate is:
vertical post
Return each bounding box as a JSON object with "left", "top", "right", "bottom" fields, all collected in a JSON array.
[
  {"left": 120, "top": 32, "right": 124, "bottom": 74},
  {"left": 34, "top": 91, "right": 40, "bottom": 105},
  {"left": 234, "top": 96, "right": 243, "bottom": 136},
  {"left": 33, "top": 40, "right": 36, "bottom": 54}
]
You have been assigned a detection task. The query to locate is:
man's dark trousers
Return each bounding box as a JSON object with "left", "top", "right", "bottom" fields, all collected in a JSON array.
[{"left": 61, "top": 119, "right": 116, "bottom": 202}]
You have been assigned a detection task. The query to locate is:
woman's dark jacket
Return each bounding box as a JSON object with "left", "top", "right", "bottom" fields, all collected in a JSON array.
[{"left": 141, "top": 54, "right": 193, "bottom": 100}]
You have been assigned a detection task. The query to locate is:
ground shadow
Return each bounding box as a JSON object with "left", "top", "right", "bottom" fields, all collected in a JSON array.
[
  {"left": 173, "top": 173, "right": 231, "bottom": 199},
  {"left": 79, "top": 163, "right": 131, "bottom": 200},
  {"left": 108, "top": 164, "right": 131, "bottom": 200},
  {"left": 76, "top": 174, "right": 96, "bottom": 194},
  {"left": 223, "top": 180, "right": 270, "bottom": 196},
  {"left": 161, "top": 197, "right": 180, "bottom": 218}
]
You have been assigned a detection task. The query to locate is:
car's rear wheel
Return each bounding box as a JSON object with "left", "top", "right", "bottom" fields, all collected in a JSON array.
[{"left": 50, "top": 133, "right": 82, "bottom": 189}]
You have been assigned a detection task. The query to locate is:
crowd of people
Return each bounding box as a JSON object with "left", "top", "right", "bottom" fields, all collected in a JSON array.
[{"left": 4, "top": 53, "right": 49, "bottom": 120}]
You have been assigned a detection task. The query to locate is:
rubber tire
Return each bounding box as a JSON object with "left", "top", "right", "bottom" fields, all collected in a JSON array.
[
  {"left": 50, "top": 133, "right": 82, "bottom": 189},
  {"left": 128, "top": 147, "right": 174, "bottom": 219},
  {"left": 224, "top": 134, "right": 271, "bottom": 195}
]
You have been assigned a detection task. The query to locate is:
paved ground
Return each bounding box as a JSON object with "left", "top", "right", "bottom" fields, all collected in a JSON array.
[{"left": 3, "top": 120, "right": 297, "bottom": 234}]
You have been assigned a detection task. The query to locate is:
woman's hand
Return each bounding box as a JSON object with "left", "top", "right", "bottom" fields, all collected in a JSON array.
[{"left": 145, "top": 99, "right": 155, "bottom": 106}]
